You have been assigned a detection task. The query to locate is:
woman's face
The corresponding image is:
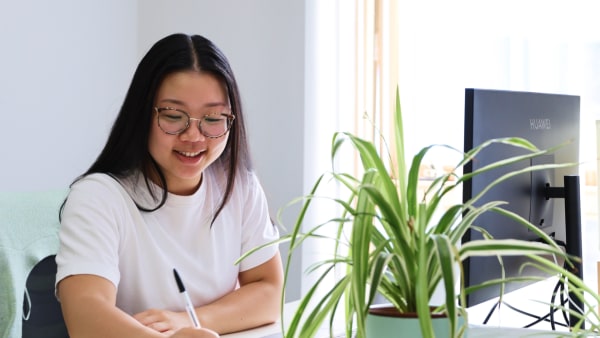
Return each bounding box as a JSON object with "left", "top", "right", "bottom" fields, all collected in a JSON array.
[{"left": 149, "top": 71, "right": 230, "bottom": 195}]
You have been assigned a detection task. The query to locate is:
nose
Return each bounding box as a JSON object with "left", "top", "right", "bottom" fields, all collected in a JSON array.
[{"left": 179, "top": 119, "right": 206, "bottom": 142}]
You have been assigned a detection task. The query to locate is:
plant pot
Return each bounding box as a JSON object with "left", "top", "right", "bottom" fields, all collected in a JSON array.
[{"left": 366, "top": 304, "right": 467, "bottom": 338}]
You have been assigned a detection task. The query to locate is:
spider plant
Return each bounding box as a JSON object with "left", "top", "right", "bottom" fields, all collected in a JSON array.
[{"left": 238, "top": 88, "right": 590, "bottom": 337}]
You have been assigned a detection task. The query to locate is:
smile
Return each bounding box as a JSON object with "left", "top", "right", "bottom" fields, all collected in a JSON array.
[{"left": 176, "top": 150, "right": 203, "bottom": 157}]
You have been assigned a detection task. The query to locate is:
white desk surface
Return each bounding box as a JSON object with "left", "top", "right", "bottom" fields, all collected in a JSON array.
[{"left": 221, "top": 301, "right": 571, "bottom": 338}]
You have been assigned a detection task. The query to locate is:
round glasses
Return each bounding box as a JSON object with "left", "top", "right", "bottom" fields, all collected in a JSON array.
[{"left": 154, "top": 107, "right": 235, "bottom": 138}]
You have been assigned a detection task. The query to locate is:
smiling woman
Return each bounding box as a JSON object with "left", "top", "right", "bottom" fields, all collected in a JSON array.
[{"left": 54, "top": 33, "right": 283, "bottom": 338}]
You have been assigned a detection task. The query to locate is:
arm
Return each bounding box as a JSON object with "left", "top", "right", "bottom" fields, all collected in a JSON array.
[
  {"left": 195, "top": 252, "right": 284, "bottom": 334},
  {"left": 58, "top": 274, "right": 219, "bottom": 338}
]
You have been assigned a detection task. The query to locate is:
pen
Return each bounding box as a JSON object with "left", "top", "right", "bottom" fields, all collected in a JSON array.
[{"left": 173, "top": 268, "right": 201, "bottom": 328}]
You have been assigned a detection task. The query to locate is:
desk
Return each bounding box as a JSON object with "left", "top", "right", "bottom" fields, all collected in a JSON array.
[{"left": 221, "top": 302, "right": 568, "bottom": 338}]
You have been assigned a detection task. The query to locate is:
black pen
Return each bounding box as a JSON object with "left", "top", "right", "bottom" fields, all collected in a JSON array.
[{"left": 173, "top": 268, "right": 201, "bottom": 328}]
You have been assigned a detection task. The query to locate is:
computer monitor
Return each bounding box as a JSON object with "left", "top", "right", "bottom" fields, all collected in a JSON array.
[{"left": 462, "top": 88, "right": 581, "bottom": 308}]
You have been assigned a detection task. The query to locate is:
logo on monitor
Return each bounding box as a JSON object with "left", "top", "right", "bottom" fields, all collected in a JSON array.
[{"left": 530, "top": 118, "right": 551, "bottom": 130}]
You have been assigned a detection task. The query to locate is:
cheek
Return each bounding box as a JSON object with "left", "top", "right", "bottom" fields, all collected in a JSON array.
[
  {"left": 207, "top": 136, "right": 229, "bottom": 162},
  {"left": 213, "top": 135, "right": 229, "bottom": 155}
]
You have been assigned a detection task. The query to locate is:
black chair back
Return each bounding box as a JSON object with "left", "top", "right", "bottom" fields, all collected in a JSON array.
[{"left": 22, "top": 255, "right": 69, "bottom": 338}]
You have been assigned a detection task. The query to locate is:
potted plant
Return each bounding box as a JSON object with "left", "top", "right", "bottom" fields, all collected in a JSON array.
[{"left": 239, "top": 89, "right": 592, "bottom": 337}]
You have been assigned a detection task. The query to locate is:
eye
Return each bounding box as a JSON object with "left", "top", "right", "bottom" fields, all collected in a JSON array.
[
  {"left": 159, "top": 108, "right": 187, "bottom": 122},
  {"left": 203, "top": 115, "right": 226, "bottom": 124},
  {"left": 162, "top": 113, "right": 185, "bottom": 122}
]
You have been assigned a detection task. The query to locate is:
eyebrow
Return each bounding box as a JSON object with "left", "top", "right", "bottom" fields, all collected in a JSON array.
[{"left": 157, "top": 98, "right": 228, "bottom": 108}]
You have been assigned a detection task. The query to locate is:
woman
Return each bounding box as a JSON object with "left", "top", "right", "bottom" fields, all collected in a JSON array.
[{"left": 56, "top": 33, "right": 283, "bottom": 338}]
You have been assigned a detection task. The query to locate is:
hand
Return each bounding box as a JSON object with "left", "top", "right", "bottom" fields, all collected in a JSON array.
[
  {"left": 133, "top": 308, "right": 191, "bottom": 335},
  {"left": 170, "top": 327, "right": 219, "bottom": 338}
]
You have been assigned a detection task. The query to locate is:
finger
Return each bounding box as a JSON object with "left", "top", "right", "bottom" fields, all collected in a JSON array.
[
  {"left": 148, "top": 321, "right": 172, "bottom": 333},
  {"left": 133, "top": 309, "right": 179, "bottom": 333},
  {"left": 171, "top": 327, "right": 219, "bottom": 338},
  {"left": 133, "top": 309, "right": 162, "bottom": 325}
]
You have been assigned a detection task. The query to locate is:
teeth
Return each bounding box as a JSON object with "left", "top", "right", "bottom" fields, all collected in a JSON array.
[{"left": 178, "top": 150, "right": 202, "bottom": 157}]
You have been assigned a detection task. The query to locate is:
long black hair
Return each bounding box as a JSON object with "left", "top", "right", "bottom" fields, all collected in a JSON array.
[{"left": 77, "top": 33, "right": 252, "bottom": 222}]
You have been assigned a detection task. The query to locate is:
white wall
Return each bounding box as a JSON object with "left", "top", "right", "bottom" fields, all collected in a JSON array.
[
  {"left": 1, "top": 1, "right": 305, "bottom": 300},
  {"left": 0, "top": 1, "right": 137, "bottom": 192}
]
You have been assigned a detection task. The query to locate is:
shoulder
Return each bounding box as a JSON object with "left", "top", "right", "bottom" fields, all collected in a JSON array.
[
  {"left": 232, "top": 169, "right": 264, "bottom": 199},
  {"left": 71, "top": 173, "right": 130, "bottom": 197},
  {"left": 66, "top": 173, "right": 136, "bottom": 211},
  {"left": 234, "top": 170, "right": 269, "bottom": 210},
  {"left": 71, "top": 173, "right": 125, "bottom": 192},
  {"left": 205, "top": 162, "right": 261, "bottom": 191}
]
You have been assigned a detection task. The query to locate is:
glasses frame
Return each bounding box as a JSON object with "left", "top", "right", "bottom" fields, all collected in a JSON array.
[{"left": 154, "top": 106, "right": 235, "bottom": 138}]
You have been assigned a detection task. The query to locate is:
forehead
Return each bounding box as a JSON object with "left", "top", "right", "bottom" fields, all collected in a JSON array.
[{"left": 156, "top": 71, "right": 228, "bottom": 107}]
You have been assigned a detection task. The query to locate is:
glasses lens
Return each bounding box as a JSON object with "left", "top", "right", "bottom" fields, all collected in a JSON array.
[
  {"left": 201, "top": 114, "right": 232, "bottom": 137},
  {"left": 157, "top": 108, "right": 188, "bottom": 134}
]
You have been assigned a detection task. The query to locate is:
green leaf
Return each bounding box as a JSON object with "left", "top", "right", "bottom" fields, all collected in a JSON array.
[{"left": 432, "top": 234, "right": 459, "bottom": 336}]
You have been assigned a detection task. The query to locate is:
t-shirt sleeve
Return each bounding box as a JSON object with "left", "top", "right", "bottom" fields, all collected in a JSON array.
[
  {"left": 239, "top": 172, "right": 280, "bottom": 272},
  {"left": 55, "top": 175, "right": 127, "bottom": 291}
]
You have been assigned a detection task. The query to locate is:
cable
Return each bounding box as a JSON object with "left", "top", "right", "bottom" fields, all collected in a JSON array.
[
  {"left": 479, "top": 236, "right": 579, "bottom": 330},
  {"left": 505, "top": 301, "right": 569, "bottom": 329},
  {"left": 549, "top": 275, "right": 563, "bottom": 330},
  {"left": 482, "top": 301, "right": 500, "bottom": 324},
  {"left": 480, "top": 277, "right": 570, "bottom": 330},
  {"left": 560, "top": 281, "right": 570, "bottom": 326}
]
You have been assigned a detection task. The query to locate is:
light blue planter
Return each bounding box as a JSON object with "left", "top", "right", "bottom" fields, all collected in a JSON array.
[{"left": 366, "top": 305, "right": 468, "bottom": 338}]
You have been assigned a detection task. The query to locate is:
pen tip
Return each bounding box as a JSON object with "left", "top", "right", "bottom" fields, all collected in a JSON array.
[{"left": 173, "top": 268, "right": 185, "bottom": 292}]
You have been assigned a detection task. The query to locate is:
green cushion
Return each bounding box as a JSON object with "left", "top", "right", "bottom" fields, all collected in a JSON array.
[{"left": 0, "top": 189, "right": 68, "bottom": 338}]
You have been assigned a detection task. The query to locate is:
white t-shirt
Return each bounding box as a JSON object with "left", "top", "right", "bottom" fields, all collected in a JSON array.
[{"left": 55, "top": 166, "right": 279, "bottom": 315}]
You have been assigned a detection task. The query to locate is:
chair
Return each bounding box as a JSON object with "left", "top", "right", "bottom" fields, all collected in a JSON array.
[{"left": 0, "top": 189, "right": 69, "bottom": 338}]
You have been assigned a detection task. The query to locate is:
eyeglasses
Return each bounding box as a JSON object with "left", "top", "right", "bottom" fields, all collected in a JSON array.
[{"left": 154, "top": 107, "right": 235, "bottom": 138}]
